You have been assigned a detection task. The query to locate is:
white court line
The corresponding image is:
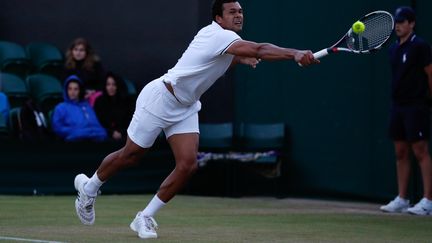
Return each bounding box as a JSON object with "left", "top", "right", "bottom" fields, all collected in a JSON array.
[{"left": 0, "top": 236, "right": 66, "bottom": 243}]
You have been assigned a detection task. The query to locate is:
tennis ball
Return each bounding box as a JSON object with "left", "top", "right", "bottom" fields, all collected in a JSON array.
[{"left": 352, "top": 21, "right": 365, "bottom": 34}]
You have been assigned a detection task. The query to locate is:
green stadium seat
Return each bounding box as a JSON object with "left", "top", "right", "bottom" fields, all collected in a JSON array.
[
  {"left": 238, "top": 123, "right": 285, "bottom": 151},
  {"left": 25, "top": 42, "right": 64, "bottom": 78},
  {"left": 0, "top": 72, "right": 30, "bottom": 108},
  {"left": 0, "top": 41, "right": 31, "bottom": 78},
  {"left": 234, "top": 122, "right": 286, "bottom": 163},
  {"left": 26, "top": 74, "right": 63, "bottom": 114},
  {"left": 124, "top": 79, "right": 138, "bottom": 97},
  {"left": 199, "top": 123, "right": 233, "bottom": 151}
]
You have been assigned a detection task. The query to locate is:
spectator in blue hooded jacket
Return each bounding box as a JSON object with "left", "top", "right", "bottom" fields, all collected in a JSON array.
[
  {"left": 51, "top": 75, "right": 107, "bottom": 142},
  {"left": 0, "top": 91, "right": 10, "bottom": 122}
]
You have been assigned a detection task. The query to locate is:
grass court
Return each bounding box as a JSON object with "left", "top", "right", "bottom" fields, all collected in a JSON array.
[{"left": 1, "top": 195, "right": 432, "bottom": 242}]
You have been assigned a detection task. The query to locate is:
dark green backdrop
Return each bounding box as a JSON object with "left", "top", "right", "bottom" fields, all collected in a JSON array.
[{"left": 234, "top": 0, "right": 431, "bottom": 200}]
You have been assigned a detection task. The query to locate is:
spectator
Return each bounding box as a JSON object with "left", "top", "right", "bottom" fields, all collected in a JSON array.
[
  {"left": 0, "top": 91, "right": 10, "bottom": 122},
  {"left": 94, "top": 72, "right": 133, "bottom": 141},
  {"left": 51, "top": 75, "right": 107, "bottom": 142},
  {"left": 64, "top": 37, "right": 106, "bottom": 105}
]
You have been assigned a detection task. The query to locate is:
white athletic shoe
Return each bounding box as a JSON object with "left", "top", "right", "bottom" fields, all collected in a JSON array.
[
  {"left": 74, "top": 174, "right": 96, "bottom": 225},
  {"left": 380, "top": 196, "right": 410, "bottom": 213},
  {"left": 130, "top": 212, "right": 158, "bottom": 239},
  {"left": 407, "top": 198, "right": 432, "bottom": 216}
]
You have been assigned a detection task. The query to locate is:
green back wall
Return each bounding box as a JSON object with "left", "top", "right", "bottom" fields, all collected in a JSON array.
[{"left": 233, "top": 0, "right": 431, "bottom": 200}]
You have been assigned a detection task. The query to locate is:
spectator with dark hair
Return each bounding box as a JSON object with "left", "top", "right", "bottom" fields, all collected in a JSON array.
[
  {"left": 51, "top": 75, "right": 107, "bottom": 142},
  {"left": 94, "top": 72, "right": 133, "bottom": 141},
  {"left": 64, "top": 37, "right": 106, "bottom": 105}
]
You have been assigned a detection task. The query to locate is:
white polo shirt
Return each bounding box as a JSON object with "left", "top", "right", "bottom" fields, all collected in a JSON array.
[{"left": 161, "top": 21, "right": 241, "bottom": 105}]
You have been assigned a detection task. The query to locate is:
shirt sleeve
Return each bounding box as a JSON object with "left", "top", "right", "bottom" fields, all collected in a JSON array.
[{"left": 211, "top": 29, "right": 241, "bottom": 56}]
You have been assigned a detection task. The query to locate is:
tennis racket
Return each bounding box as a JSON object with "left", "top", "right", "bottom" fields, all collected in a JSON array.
[{"left": 311, "top": 10, "right": 394, "bottom": 60}]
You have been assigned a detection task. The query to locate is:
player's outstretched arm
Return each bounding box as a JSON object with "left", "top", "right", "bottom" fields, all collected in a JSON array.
[{"left": 226, "top": 40, "right": 319, "bottom": 66}]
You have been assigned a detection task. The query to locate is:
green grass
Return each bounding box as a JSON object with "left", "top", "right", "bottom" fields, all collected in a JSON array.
[{"left": 0, "top": 195, "right": 432, "bottom": 242}]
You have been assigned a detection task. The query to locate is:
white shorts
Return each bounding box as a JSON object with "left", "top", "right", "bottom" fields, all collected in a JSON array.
[{"left": 127, "top": 78, "right": 201, "bottom": 148}]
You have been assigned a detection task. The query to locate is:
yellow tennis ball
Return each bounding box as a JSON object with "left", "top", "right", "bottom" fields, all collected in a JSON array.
[{"left": 352, "top": 21, "right": 365, "bottom": 34}]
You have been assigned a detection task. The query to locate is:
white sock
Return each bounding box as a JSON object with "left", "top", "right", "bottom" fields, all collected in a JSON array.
[
  {"left": 397, "top": 196, "right": 409, "bottom": 203},
  {"left": 423, "top": 197, "right": 432, "bottom": 205},
  {"left": 142, "top": 195, "right": 166, "bottom": 217},
  {"left": 84, "top": 172, "right": 104, "bottom": 197}
]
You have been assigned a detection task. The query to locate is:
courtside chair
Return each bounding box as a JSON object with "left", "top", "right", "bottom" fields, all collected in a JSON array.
[
  {"left": 26, "top": 74, "right": 63, "bottom": 114},
  {"left": 238, "top": 122, "right": 285, "bottom": 152},
  {"left": 25, "top": 42, "right": 64, "bottom": 78},
  {"left": 234, "top": 122, "right": 286, "bottom": 197},
  {"left": 0, "top": 73, "right": 30, "bottom": 108},
  {"left": 0, "top": 41, "right": 31, "bottom": 79},
  {"left": 199, "top": 122, "right": 234, "bottom": 151},
  {"left": 196, "top": 122, "right": 234, "bottom": 196}
]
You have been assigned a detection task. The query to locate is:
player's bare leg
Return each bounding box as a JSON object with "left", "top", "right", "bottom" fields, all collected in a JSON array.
[
  {"left": 96, "top": 136, "right": 150, "bottom": 181},
  {"left": 75, "top": 136, "right": 150, "bottom": 225},
  {"left": 158, "top": 132, "right": 199, "bottom": 202},
  {"left": 130, "top": 133, "right": 199, "bottom": 238}
]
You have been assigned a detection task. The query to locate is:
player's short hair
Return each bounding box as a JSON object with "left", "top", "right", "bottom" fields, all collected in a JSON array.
[{"left": 212, "top": 0, "right": 238, "bottom": 21}]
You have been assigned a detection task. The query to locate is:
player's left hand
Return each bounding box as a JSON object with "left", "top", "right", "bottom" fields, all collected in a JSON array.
[{"left": 240, "top": 57, "right": 261, "bottom": 68}]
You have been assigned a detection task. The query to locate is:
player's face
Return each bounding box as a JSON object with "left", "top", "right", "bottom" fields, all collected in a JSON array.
[
  {"left": 395, "top": 20, "right": 414, "bottom": 38},
  {"left": 72, "top": 44, "right": 87, "bottom": 61},
  {"left": 67, "top": 82, "right": 80, "bottom": 101},
  {"left": 216, "top": 2, "right": 243, "bottom": 32},
  {"left": 106, "top": 76, "right": 117, "bottom": 97}
]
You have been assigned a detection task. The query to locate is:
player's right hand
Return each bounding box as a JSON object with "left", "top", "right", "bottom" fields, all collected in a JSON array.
[{"left": 295, "top": 50, "right": 319, "bottom": 66}]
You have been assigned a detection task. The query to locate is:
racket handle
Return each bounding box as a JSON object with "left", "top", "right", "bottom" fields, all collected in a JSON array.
[
  {"left": 313, "top": 49, "right": 330, "bottom": 59},
  {"left": 298, "top": 48, "right": 329, "bottom": 67}
]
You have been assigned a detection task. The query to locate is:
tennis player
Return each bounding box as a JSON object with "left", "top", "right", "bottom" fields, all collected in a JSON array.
[{"left": 74, "top": 0, "right": 319, "bottom": 239}]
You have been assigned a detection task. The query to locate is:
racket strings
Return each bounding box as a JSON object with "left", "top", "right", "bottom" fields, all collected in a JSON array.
[{"left": 347, "top": 13, "right": 393, "bottom": 52}]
